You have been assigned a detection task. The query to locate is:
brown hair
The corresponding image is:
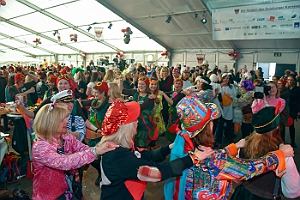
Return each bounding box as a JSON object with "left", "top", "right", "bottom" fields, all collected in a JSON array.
[
  {"left": 242, "top": 127, "right": 282, "bottom": 159},
  {"left": 149, "top": 77, "right": 159, "bottom": 95},
  {"left": 90, "top": 72, "right": 99, "bottom": 82},
  {"left": 191, "top": 122, "right": 214, "bottom": 148}
]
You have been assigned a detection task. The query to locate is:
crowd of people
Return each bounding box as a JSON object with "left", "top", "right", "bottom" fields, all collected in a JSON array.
[{"left": 0, "top": 60, "right": 300, "bottom": 199}]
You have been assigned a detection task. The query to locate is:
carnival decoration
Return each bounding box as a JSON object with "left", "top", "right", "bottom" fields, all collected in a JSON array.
[
  {"left": 70, "top": 34, "right": 78, "bottom": 42},
  {"left": 33, "top": 38, "right": 42, "bottom": 46},
  {"left": 121, "top": 27, "right": 132, "bottom": 44}
]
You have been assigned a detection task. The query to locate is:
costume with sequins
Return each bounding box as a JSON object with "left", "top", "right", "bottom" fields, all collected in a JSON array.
[
  {"left": 164, "top": 131, "right": 286, "bottom": 200},
  {"left": 32, "top": 133, "right": 97, "bottom": 200}
]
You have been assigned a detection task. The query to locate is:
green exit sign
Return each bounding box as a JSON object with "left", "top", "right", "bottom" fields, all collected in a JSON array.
[{"left": 274, "top": 52, "right": 282, "bottom": 57}]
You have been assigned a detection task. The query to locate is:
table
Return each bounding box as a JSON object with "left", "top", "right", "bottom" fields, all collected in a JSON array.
[{"left": 6, "top": 113, "right": 32, "bottom": 161}]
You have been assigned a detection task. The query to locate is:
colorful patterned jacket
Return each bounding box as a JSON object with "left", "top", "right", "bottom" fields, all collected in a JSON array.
[{"left": 164, "top": 131, "right": 286, "bottom": 200}]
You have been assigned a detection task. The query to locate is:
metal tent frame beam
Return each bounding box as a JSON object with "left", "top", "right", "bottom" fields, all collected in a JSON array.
[
  {"left": 97, "top": 0, "right": 171, "bottom": 51},
  {"left": 0, "top": 42, "right": 36, "bottom": 57},
  {"left": 0, "top": 16, "right": 82, "bottom": 54},
  {"left": 0, "top": 32, "right": 56, "bottom": 55},
  {"left": 17, "top": 0, "right": 120, "bottom": 52}
]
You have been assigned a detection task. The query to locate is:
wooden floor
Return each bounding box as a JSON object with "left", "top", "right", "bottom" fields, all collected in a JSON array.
[{"left": 2, "top": 121, "right": 300, "bottom": 200}]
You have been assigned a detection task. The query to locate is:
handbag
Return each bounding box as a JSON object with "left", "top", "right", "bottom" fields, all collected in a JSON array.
[
  {"left": 140, "top": 114, "right": 159, "bottom": 141},
  {"left": 57, "top": 139, "right": 82, "bottom": 200}
]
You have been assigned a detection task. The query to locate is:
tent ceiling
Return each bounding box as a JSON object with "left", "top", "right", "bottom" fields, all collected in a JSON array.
[
  {"left": 98, "top": 0, "right": 300, "bottom": 51},
  {"left": 0, "top": 0, "right": 299, "bottom": 58},
  {"left": 0, "top": 0, "right": 165, "bottom": 56}
]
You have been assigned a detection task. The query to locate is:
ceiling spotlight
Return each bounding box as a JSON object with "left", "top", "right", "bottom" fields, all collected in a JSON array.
[
  {"left": 165, "top": 15, "right": 172, "bottom": 23},
  {"left": 201, "top": 18, "right": 207, "bottom": 24},
  {"left": 53, "top": 30, "right": 58, "bottom": 36},
  {"left": 87, "top": 26, "right": 92, "bottom": 32},
  {"left": 108, "top": 22, "right": 112, "bottom": 29}
]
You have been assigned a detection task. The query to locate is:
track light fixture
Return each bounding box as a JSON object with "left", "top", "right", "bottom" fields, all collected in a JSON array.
[
  {"left": 108, "top": 22, "right": 112, "bottom": 29},
  {"left": 165, "top": 15, "right": 172, "bottom": 23},
  {"left": 53, "top": 30, "right": 58, "bottom": 36},
  {"left": 201, "top": 18, "right": 207, "bottom": 24},
  {"left": 87, "top": 26, "right": 92, "bottom": 32}
]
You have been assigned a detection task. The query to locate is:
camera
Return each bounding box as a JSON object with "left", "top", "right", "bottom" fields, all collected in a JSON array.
[{"left": 254, "top": 82, "right": 271, "bottom": 99}]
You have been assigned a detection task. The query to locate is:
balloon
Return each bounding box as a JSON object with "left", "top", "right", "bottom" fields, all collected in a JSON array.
[
  {"left": 233, "top": 52, "right": 238, "bottom": 58},
  {"left": 228, "top": 52, "right": 233, "bottom": 56},
  {"left": 1, "top": 0, "right": 6, "bottom": 6}
]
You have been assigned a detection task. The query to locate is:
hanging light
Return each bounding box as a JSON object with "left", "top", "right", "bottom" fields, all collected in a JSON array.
[
  {"left": 87, "top": 26, "right": 92, "bottom": 32},
  {"left": 165, "top": 15, "right": 172, "bottom": 23},
  {"left": 108, "top": 22, "right": 112, "bottom": 29},
  {"left": 201, "top": 18, "right": 207, "bottom": 24}
]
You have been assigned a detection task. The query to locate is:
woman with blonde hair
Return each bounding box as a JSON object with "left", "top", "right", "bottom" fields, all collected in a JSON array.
[
  {"left": 158, "top": 66, "right": 174, "bottom": 125},
  {"left": 32, "top": 103, "right": 118, "bottom": 200},
  {"left": 103, "top": 69, "right": 115, "bottom": 83},
  {"left": 99, "top": 99, "right": 213, "bottom": 200},
  {"left": 108, "top": 82, "right": 122, "bottom": 101}
]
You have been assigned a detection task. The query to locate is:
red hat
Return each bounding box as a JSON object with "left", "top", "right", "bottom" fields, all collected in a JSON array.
[
  {"left": 172, "top": 68, "right": 180, "bottom": 73},
  {"left": 14, "top": 73, "right": 25, "bottom": 83},
  {"left": 56, "top": 65, "right": 62, "bottom": 71},
  {"left": 47, "top": 75, "right": 57, "bottom": 84},
  {"left": 278, "top": 77, "right": 287, "bottom": 86},
  {"left": 64, "top": 66, "right": 71, "bottom": 71},
  {"left": 138, "top": 76, "right": 150, "bottom": 85},
  {"left": 60, "top": 69, "right": 67, "bottom": 74},
  {"left": 56, "top": 74, "right": 70, "bottom": 85},
  {"left": 94, "top": 81, "right": 109, "bottom": 93},
  {"left": 101, "top": 100, "right": 140, "bottom": 136}
]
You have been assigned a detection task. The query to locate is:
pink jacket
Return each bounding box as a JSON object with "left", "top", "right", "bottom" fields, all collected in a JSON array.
[{"left": 32, "top": 133, "right": 96, "bottom": 200}]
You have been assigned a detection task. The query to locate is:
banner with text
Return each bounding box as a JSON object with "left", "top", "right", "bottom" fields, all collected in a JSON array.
[{"left": 212, "top": 1, "right": 300, "bottom": 40}]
